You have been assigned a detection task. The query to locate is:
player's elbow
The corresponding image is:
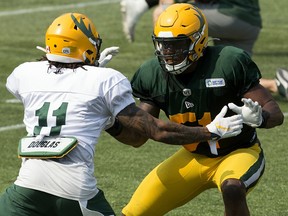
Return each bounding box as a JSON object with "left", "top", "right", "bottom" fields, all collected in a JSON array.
[
  {"left": 130, "top": 138, "right": 148, "bottom": 148},
  {"left": 112, "top": 131, "right": 148, "bottom": 147}
]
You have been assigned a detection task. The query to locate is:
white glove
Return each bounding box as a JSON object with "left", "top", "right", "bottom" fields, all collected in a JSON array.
[
  {"left": 206, "top": 106, "right": 243, "bottom": 155},
  {"left": 228, "top": 98, "right": 263, "bottom": 128},
  {"left": 98, "top": 46, "right": 119, "bottom": 67}
]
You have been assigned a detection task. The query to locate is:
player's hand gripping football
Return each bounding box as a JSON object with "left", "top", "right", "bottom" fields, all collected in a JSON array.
[
  {"left": 98, "top": 46, "right": 119, "bottom": 67},
  {"left": 206, "top": 106, "right": 243, "bottom": 155},
  {"left": 228, "top": 98, "right": 263, "bottom": 128}
]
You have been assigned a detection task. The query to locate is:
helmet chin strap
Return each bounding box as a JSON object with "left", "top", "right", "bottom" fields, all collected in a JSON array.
[{"left": 165, "top": 57, "right": 193, "bottom": 75}]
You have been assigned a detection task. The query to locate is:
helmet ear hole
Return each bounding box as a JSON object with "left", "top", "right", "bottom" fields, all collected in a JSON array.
[
  {"left": 86, "top": 50, "right": 93, "bottom": 55},
  {"left": 200, "top": 38, "right": 206, "bottom": 45}
]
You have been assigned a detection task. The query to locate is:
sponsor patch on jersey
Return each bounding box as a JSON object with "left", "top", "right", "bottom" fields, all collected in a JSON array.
[{"left": 205, "top": 78, "right": 225, "bottom": 88}]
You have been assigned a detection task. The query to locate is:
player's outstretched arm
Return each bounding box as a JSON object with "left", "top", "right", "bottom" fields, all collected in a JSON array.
[{"left": 106, "top": 103, "right": 243, "bottom": 147}]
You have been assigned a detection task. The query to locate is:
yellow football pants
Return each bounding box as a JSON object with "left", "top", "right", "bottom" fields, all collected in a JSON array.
[{"left": 122, "top": 143, "right": 264, "bottom": 216}]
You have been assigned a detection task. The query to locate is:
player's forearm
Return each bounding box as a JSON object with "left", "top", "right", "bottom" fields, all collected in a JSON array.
[
  {"left": 260, "top": 102, "right": 284, "bottom": 128},
  {"left": 117, "top": 105, "right": 212, "bottom": 145},
  {"left": 148, "top": 120, "right": 211, "bottom": 144},
  {"left": 112, "top": 128, "right": 148, "bottom": 147},
  {"left": 105, "top": 117, "right": 148, "bottom": 147}
]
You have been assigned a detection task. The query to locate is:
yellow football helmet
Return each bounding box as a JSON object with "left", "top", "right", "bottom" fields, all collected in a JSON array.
[
  {"left": 45, "top": 13, "right": 102, "bottom": 65},
  {"left": 153, "top": 3, "right": 208, "bottom": 74}
]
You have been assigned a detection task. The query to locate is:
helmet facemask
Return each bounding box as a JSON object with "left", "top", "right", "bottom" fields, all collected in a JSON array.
[
  {"left": 153, "top": 30, "right": 205, "bottom": 75},
  {"left": 153, "top": 35, "right": 190, "bottom": 75}
]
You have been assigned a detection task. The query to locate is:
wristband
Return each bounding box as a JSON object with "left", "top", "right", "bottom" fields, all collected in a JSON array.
[
  {"left": 105, "top": 117, "right": 123, "bottom": 136},
  {"left": 210, "top": 132, "right": 220, "bottom": 141},
  {"left": 258, "top": 111, "right": 269, "bottom": 128}
]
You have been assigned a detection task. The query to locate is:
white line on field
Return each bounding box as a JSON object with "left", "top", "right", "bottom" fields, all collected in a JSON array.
[
  {"left": 5, "top": 99, "right": 21, "bottom": 103},
  {"left": 0, "top": 0, "right": 120, "bottom": 17},
  {"left": 0, "top": 124, "right": 25, "bottom": 132}
]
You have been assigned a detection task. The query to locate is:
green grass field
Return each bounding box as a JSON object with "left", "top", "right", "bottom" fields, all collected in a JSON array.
[{"left": 0, "top": 0, "right": 287, "bottom": 215}]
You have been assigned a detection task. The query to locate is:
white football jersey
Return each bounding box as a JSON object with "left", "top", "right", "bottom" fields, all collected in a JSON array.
[{"left": 6, "top": 61, "right": 135, "bottom": 200}]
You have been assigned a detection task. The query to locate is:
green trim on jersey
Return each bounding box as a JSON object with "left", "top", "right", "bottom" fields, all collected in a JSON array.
[{"left": 131, "top": 45, "right": 262, "bottom": 157}]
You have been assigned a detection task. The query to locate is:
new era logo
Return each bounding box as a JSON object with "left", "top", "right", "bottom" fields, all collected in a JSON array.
[{"left": 185, "top": 101, "right": 194, "bottom": 109}]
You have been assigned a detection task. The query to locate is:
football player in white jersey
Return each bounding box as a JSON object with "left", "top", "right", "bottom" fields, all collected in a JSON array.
[{"left": 0, "top": 12, "right": 243, "bottom": 216}]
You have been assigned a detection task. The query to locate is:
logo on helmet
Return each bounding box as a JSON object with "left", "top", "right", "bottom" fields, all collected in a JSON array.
[{"left": 62, "top": 48, "right": 71, "bottom": 54}]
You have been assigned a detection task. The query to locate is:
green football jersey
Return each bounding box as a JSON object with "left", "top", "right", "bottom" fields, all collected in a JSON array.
[{"left": 131, "top": 45, "right": 262, "bottom": 157}]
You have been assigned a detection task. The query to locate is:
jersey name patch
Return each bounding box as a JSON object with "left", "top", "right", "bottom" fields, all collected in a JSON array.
[
  {"left": 205, "top": 78, "right": 225, "bottom": 88},
  {"left": 18, "top": 136, "right": 77, "bottom": 159}
]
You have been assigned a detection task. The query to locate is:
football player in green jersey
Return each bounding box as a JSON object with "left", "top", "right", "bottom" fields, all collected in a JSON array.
[
  {"left": 120, "top": 4, "right": 284, "bottom": 216},
  {"left": 121, "top": 0, "right": 288, "bottom": 100}
]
